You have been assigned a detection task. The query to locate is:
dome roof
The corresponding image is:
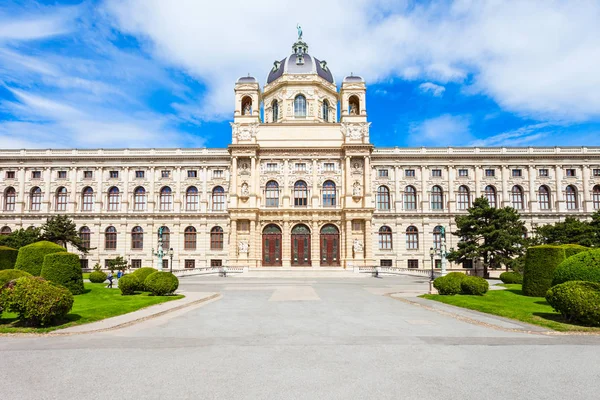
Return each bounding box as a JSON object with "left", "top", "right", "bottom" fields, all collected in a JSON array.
[
  {"left": 237, "top": 76, "right": 257, "bottom": 83},
  {"left": 266, "top": 40, "right": 335, "bottom": 85}
]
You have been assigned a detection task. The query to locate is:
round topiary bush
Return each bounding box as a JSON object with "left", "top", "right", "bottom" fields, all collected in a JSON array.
[
  {"left": 500, "top": 271, "right": 523, "bottom": 284},
  {"left": 546, "top": 281, "right": 600, "bottom": 326},
  {"left": 14, "top": 241, "right": 67, "bottom": 276},
  {"left": 0, "top": 246, "right": 19, "bottom": 271},
  {"left": 40, "top": 252, "right": 85, "bottom": 295},
  {"left": 0, "top": 276, "right": 74, "bottom": 326},
  {"left": 0, "top": 269, "right": 32, "bottom": 289},
  {"left": 522, "top": 245, "right": 566, "bottom": 297},
  {"left": 460, "top": 276, "right": 489, "bottom": 295},
  {"left": 560, "top": 244, "right": 589, "bottom": 259},
  {"left": 118, "top": 274, "right": 139, "bottom": 295},
  {"left": 144, "top": 271, "right": 179, "bottom": 296},
  {"left": 89, "top": 270, "right": 107, "bottom": 283},
  {"left": 132, "top": 267, "right": 158, "bottom": 291},
  {"left": 552, "top": 249, "right": 600, "bottom": 286},
  {"left": 433, "top": 272, "right": 467, "bottom": 295}
]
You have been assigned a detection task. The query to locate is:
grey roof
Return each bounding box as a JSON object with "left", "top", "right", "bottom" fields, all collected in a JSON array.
[
  {"left": 236, "top": 76, "right": 257, "bottom": 83},
  {"left": 343, "top": 75, "right": 364, "bottom": 83},
  {"left": 266, "top": 53, "right": 335, "bottom": 85}
]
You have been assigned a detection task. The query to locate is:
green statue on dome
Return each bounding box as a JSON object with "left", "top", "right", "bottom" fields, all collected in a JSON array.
[{"left": 297, "top": 24, "right": 303, "bottom": 40}]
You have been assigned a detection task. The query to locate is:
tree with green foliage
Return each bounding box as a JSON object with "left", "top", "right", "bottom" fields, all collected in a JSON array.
[
  {"left": 108, "top": 256, "right": 128, "bottom": 272},
  {"left": 534, "top": 216, "right": 599, "bottom": 247},
  {"left": 40, "top": 216, "right": 90, "bottom": 253},
  {"left": 447, "top": 197, "right": 529, "bottom": 278},
  {"left": 0, "top": 227, "right": 42, "bottom": 249}
]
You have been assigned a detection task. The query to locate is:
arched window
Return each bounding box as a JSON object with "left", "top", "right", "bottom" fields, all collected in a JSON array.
[
  {"left": 4, "top": 187, "right": 16, "bottom": 211},
  {"left": 30, "top": 187, "right": 42, "bottom": 211},
  {"left": 511, "top": 186, "right": 524, "bottom": 210},
  {"left": 272, "top": 100, "right": 279, "bottom": 122},
  {"left": 538, "top": 185, "right": 551, "bottom": 210},
  {"left": 406, "top": 226, "right": 419, "bottom": 250},
  {"left": 108, "top": 187, "right": 120, "bottom": 211},
  {"left": 457, "top": 185, "right": 470, "bottom": 210},
  {"left": 212, "top": 186, "right": 225, "bottom": 211},
  {"left": 131, "top": 226, "right": 143, "bottom": 250},
  {"left": 349, "top": 95, "right": 360, "bottom": 115},
  {"left": 431, "top": 186, "right": 443, "bottom": 210},
  {"left": 433, "top": 226, "right": 443, "bottom": 249},
  {"left": 322, "top": 100, "right": 329, "bottom": 122},
  {"left": 79, "top": 226, "right": 91, "bottom": 249},
  {"left": 322, "top": 180, "right": 336, "bottom": 207},
  {"left": 377, "top": 186, "right": 390, "bottom": 210},
  {"left": 105, "top": 226, "right": 117, "bottom": 250},
  {"left": 1, "top": 226, "right": 12, "bottom": 236},
  {"left": 160, "top": 226, "right": 170, "bottom": 249},
  {"left": 294, "top": 94, "right": 306, "bottom": 117},
  {"left": 266, "top": 181, "right": 279, "bottom": 207},
  {"left": 184, "top": 226, "right": 197, "bottom": 250},
  {"left": 485, "top": 185, "right": 497, "bottom": 208},
  {"left": 404, "top": 186, "right": 417, "bottom": 210},
  {"left": 593, "top": 185, "right": 600, "bottom": 210},
  {"left": 55, "top": 187, "right": 68, "bottom": 211},
  {"left": 378, "top": 226, "right": 393, "bottom": 250},
  {"left": 210, "top": 226, "right": 223, "bottom": 250},
  {"left": 82, "top": 187, "right": 94, "bottom": 211},
  {"left": 186, "top": 186, "right": 198, "bottom": 211},
  {"left": 294, "top": 181, "right": 308, "bottom": 207},
  {"left": 160, "top": 186, "right": 172, "bottom": 211},
  {"left": 566, "top": 185, "right": 578, "bottom": 210},
  {"left": 133, "top": 187, "right": 146, "bottom": 211}
]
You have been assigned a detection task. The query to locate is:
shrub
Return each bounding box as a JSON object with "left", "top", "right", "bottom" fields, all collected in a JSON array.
[
  {"left": 546, "top": 281, "right": 600, "bottom": 327},
  {"left": 144, "top": 271, "right": 179, "bottom": 296},
  {"left": 500, "top": 271, "right": 523, "bottom": 284},
  {"left": 40, "top": 252, "right": 85, "bottom": 295},
  {"left": 89, "top": 270, "right": 107, "bottom": 283},
  {"left": 552, "top": 249, "right": 600, "bottom": 286},
  {"left": 14, "top": 241, "right": 66, "bottom": 276},
  {"left": 0, "top": 246, "right": 18, "bottom": 270},
  {"left": 118, "top": 274, "right": 139, "bottom": 295},
  {"left": 522, "top": 245, "right": 565, "bottom": 297},
  {"left": 0, "top": 276, "right": 73, "bottom": 326},
  {"left": 0, "top": 269, "right": 31, "bottom": 289},
  {"left": 560, "top": 244, "right": 589, "bottom": 259},
  {"left": 132, "top": 267, "right": 158, "bottom": 291},
  {"left": 433, "top": 272, "right": 467, "bottom": 295},
  {"left": 460, "top": 276, "right": 489, "bottom": 295}
]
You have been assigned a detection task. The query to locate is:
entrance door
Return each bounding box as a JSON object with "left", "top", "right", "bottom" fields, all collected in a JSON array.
[
  {"left": 262, "top": 224, "right": 282, "bottom": 266},
  {"left": 291, "top": 224, "right": 311, "bottom": 266},
  {"left": 320, "top": 224, "right": 340, "bottom": 266}
]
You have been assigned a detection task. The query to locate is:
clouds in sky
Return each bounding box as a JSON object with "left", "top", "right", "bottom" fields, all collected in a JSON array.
[{"left": 419, "top": 83, "right": 446, "bottom": 97}]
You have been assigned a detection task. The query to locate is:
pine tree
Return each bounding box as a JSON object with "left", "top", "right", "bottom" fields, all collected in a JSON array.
[{"left": 41, "top": 216, "right": 89, "bottom": 253}]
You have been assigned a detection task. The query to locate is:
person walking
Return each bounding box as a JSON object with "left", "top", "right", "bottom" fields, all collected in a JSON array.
[
  {"left": 107, "top": 271, "right": 114, "bottom": 288},
  {"left": 117, "top": 270, "right": 122, "bottom": 280}
]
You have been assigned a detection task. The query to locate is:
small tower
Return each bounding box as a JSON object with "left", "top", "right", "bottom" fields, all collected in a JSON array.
[
  {"left": 340, "top": 75, "right": 367, "bottom": 123},
  {"left": 232, "top": 76, "right": 260, "bottom": 144}
]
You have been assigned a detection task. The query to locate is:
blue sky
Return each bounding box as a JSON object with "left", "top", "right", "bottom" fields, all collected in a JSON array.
[{"left": 1, "top": 0, "right": 599, "bottom": 149}]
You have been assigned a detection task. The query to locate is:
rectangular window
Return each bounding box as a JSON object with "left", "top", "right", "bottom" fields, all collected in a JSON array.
[
  {"left": 539, "top": 168, "right": 549, "bottom": 177},
  {"left": 593, "top": 169, "right": 600, "bottom": 177},
  {"left": 161, "top": 170, "right": 171, "bottom": 178},
  {"left": 407, "top": 259, "right": 418, "bottom": 269},
  {"left": 109, "top": 171, "right": 119, "bottom": 179},
  {"left": 378, "top": 169, "right": 389, "bottom": 178},
  {"left": 380, "top": 259, "right": 393, "bottom": 267},
  {"left": 295, "top": 163, "right": 306, "bottom": 172},
  {"left": 458, "top": 169, "right": 468, "bottom": 177},
  {"left": 565, "top": 169, "right": 576, "bottom": 177},
  {"left": 5, "top": 171, "right": 15, "bottom": 179},
  {"left": 211, "top": 259, "right": 222, "bottom": 267},
  {"left": 431, "top": 169, "right": 442, "bottom": 177},
  {"left": 187, "top": 170, "right": 197, "bottom": 178},
  {"left": 83, "top": 171, "right": 93, "bottom": 179},
  {"left": 462, "top": 260, "right": 474, "bottom": 269},
  {"left": 324, "top": 162, "right": 335, "bottom": 172},
  {"left": 185, "top": 259, "right": 195, "bottom": 269},
  {"left": 213, "top": 169, "right": 224, "bottom": 179},
  {"left": 135, "top": 170, "right": 145, "bottom": 179},
  {"left": 131, "top": 259, "right": 142, "bottom": 269},
  {"left": 352, "top": 220, "right": 363, "bottom": 231},
  {"left": 31, "top": 171, "right": 41, "bottom": 179},
  {"left": 485, "top": 169, "right": 495, "bottom": 177},
  {"left": 435, "top": 259, "right": 442, "bottom": 269},
  {"left": 405, "top": 169, "right": 415, "bottom": 177},
  {"left": 512, "top": 169, "right": 522, "bottom": 177},
  {"left": 80, "top": 259, "right": 89, "bottom": 270},
  {"left": 104, "top": 259, "right": 112, "bottom": 269},
  {"left": 266, "top": 163, "right": 278, "bottom": 172},
  {"left": 57, "top": 171, "right": 67, "bottom": 179}
]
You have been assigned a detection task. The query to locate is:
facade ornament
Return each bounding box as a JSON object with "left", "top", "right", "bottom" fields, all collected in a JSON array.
[
  {"left": 353, "top": 239, "right": 364, "bottom": 253},
  {"left": 341, "top": 123, "right": 370, "bottom": 140},
  {"left": 231, "top": 123, "right": 259, "bottom": 141},
  {"left": 350, "top": 102, "right": 358, "bottom": 115},
  {"left": 241, "top": 182, "right": 250, "bottom": 197},
  {"left": 352, "top": 181, "right": 362, "bottom": 197},
  {"left": 238, "top": 240, "right": 249, "bottom": 254}
]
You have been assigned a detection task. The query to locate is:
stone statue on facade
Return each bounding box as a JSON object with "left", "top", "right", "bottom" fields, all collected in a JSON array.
[
  {"left": 353, "top": 239, "right": 364, "bottom": 253},
  {"left": 238, "top": 240, "right": 249, "bottom": 254},
  {"left": 352, "top": 181, "right": 362, "bottom": 197},
  {"left": 350, "top": 102, "right": 358, "bottom": 115},
  {"left": 243, "top": 102, "right": 251, "bottom": 115},
  {"left": 241, "top": 182, "right": 249, "bottom": 196}
]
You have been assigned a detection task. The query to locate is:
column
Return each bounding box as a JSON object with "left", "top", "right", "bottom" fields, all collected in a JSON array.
[
  {"left": 283, "top": 159, "right": 289, "bottom": 207},
  {"left": 44, "top": 167, "right": 52, "bottom": 213},
  {"left": 474, "top": 166, "right": 481, "bottom": 199},
  {"left": 149, "top": 167, "right": 156, "bottom": 213},
  {"left": 122, "top": 167, "right": 129, "bottom": 213},
  {"left": 311, "top": 220, "right": 319, "bottom": 267},
  {"left": 229, "top": 220, "right": 237, "bottom": 265},
  {"left": 582, "top": 165, "right": 590, "bottom": 211},
  {"left": 364, "top": 219, "right": 373, "bottom": 265},
  {"left": 201, "top": 166, "right": 208, "bottom": 212},
  {"left": 230, "top": 157, "right": 237, "bottom": 208},
  {"left": 447, "top": 166, "right": 454, "bottom": 212},
  {"left": 344, "top": 156, "right": 351, "bottom": 207},
  {"left": 18, "top": 167, "right": 26, "bottom": 213},
  {"left": 528, "top": 165, "right": 536, "bottom": 212},
  {"left": 501, "top": 166, "right": 509, "bottom": 207},
  {"left": 250, "top": 156, "right": 257, "bottom": 208},
  {"left": 282, "top": 220, "right": 290, "bottom": 267},
  {"left": 364, "top": 156, "right": 371, "bottom": 208},
  {"left": 175, "top": 166, "right": 182, "bottom": 212},
  {"left": 69, "top": 167, "right": 77, "bottom": 213},
  {"left": 345, "top": 219, "right": 353, "bottom": 268},
  {"left": 555, "top": 165, "right": 563, "bottom": 211},
  {"left": 312, "top": 159, "right": 318, "bottom": 208}
]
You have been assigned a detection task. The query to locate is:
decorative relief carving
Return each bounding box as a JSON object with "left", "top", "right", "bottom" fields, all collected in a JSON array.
[
  {"left": 341, "top": 122, "right": 370, "bottom": 140},
  {"left": 352, "top": 181, "right": 362, "bottom": 197},
  {"left": 238, "top": 240, "right": 249, "bottom": 254},
  {"left": 230, "top": 123, "right": 259, "bottom": 141},
  {"left": 351, "top": 159, "right": 364, "bottom": 174}
]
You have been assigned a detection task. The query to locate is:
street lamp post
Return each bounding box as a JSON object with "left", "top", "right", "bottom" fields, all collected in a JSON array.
[
  {"left": 168, "top": 248, "right": 174, "bottom": 273},
  {"left": 429, "top": 247, "right": 435, "bottom": 281}
]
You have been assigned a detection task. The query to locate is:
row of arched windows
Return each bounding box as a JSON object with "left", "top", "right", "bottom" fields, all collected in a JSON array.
[
  {"left": 269, "top": 96, "right": 348, "bottom": 123},
  {"left": 265, "top": 180, "right": 337, "bottom": 207},
  {"left": 377, "top": 225, "right": 445, "bottom": 251}
]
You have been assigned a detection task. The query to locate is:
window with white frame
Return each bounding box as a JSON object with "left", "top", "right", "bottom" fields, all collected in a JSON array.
[
  {"left": 323, "top": 162, "right": 335, "bottom": 172},
  {"left": 539, "top": 168, "right": 549, "bottom": 177},
  {"left": 212, "top": 186, "right": 225, "bottom": 210},
  {"left": 378, "top": 169, "right": 389, "bottom": 178},
  {"left": 485, "top": 169, "right": 495, "bottom": 177},
  {"left": 431, "top": 169, "right": 442, "bottom": 177},
  {"left": 512, "top": 169, "right": 522, "bottom": 177},
  {"left": 266, "top": 163, "right": 278, "bottom": 172},
  {"left": 213, "top": 169, "right": 224, "bottom": 179},
  {"left": 405, "top": 169, "right": 415, "bottom": 177},
  {"left": 187, "top": 170, "right": 197, "bottom": 178},
  {"left": 458, "top": 169, "right": 468, "bottom": 177}
]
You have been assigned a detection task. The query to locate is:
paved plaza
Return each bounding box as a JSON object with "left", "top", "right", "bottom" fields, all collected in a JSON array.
[{"left": 1, "top": 275, "right": 600, "bottom": 400}]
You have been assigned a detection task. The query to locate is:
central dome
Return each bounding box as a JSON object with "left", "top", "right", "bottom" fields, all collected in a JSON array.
[{"left": 266, "top": 40, "right": 335, "bottom": 85}]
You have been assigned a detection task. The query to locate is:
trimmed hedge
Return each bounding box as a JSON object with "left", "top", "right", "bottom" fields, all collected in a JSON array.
[
  {"left": 552, "top": 249, "right": 600, "bottom": 286},
  {"left": 144, "top": 271, "right": 179, "bottom": 296},
  {"left": 132, "top": 267, "right": 158, "bottom": 291},
  {"left": 0, "top": 276, "right": 73, "bottom": 326},
  {"left": 460, "top": 276, "right": 489, "bottom": 295},
  {"left": 0, "top": 269, "right": 32, "bottom": 289},
  {"left": 0, "top": 246, "right": 18, "bottom": 270},
  {"left": 522, "top": 245, "right": 566, "bottom": 297},
  {"left": 560, "top": 244, "right": 589, "bottom": 259},
  {"left": 118, "top": 274, "right": 139, "bottom": 295},
  {"left": 433, "top": 272, "right": 467, "bottom": 295},
  {"left": 500, "top": 271, "right": 523, "bottom": 284},
  {"left": 14, "top": 241, "right": 66, "bottom": 276},
  {"left": 89, "top": 270, "right": 107, "bottom": 283},
  {"left": 40, "top": 252, "right": 85, "bottom": 295},
  {"left": 546, "top": 281, "right": 600, "bottom": 327}
]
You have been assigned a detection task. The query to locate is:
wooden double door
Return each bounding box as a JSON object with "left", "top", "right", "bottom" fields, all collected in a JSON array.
[
  {"left": 291, "top": 224, "right": 311, "bottom": 266},
  {"left": 320, "top": 224, "right": 340, "bottom": 266},
  {"left": 262, "top": 224, "right": 282, "bottom": 266}
]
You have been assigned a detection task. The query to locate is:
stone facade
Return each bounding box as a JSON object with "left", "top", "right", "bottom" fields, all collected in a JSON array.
[{"left": 1, "top": 39, "right": 600, "bottom": 271}]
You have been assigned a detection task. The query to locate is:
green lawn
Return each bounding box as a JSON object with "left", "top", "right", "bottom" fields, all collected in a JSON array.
[
  {"left": 422, "top": 284, "right": 600, "bottom": 332},
  {"left": 82, "top": 272, "right": 90, "bottom": 280},
  {"left": 0, "top": 282, "right": 183, "bottom": 334}
]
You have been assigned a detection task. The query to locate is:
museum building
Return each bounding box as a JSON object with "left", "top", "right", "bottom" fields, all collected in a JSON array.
[{"left": 1, "top": 37, "right": 600, "bottom": 271}]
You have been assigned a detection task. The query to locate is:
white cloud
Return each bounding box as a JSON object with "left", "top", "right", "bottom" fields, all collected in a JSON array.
[
  {"left": 469, "top": 122, "right": 559, "bottom": 147},
  {"left": 0, "top": 6, "right": 77, "bottom": 41},
  {"left": 419, "top": 82, "right": 446, "bottom": 97},
  {"left": 408, "top": 114, "right": 473, "bottom": 146}
]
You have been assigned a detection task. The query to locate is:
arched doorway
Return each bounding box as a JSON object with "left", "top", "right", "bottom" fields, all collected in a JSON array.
[
  {"left": 291, "top": 224, "right": 311, "bottom": 266},
  {"left": 320, "top": 224, "right": 340, "bottom": 266},
  {"left": 262, "top": 224, "right": 282, "bottom": 266}
]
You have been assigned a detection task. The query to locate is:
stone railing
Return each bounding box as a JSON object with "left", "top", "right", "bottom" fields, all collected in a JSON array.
[
  {"left": 171, "top": 266, "right": 247, "bottom": 277},
  {"left": 357, "top": 266, "right": 441, "bottom": 279},
  {"left": 373, "top": 146, "right": 600, "bottom": 156}
]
